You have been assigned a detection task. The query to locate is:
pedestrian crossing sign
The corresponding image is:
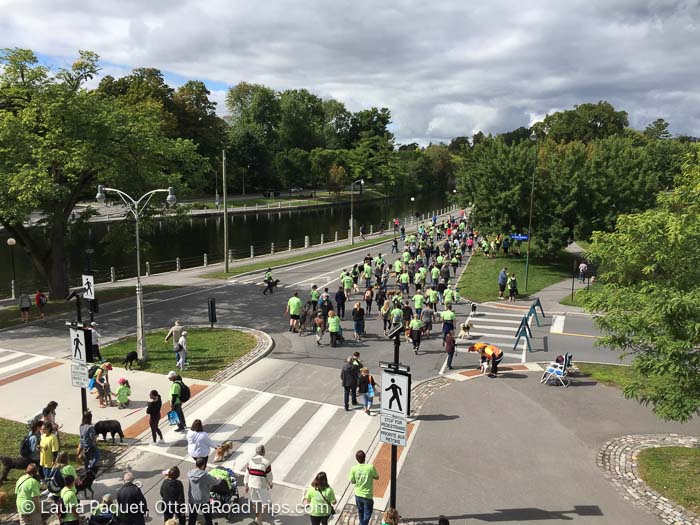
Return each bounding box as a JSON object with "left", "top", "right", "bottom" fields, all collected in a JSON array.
[
  {"left": 380, "top": 370, "right": 410, "bottom": 417},
  {"left": 69, "top": 328, "right": 86, "bottom": 364}
]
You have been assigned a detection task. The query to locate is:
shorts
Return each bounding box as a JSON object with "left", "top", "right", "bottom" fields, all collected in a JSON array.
[
  {"left": 423, "top": 322, "right": 432, "bottom": 331},
  {"left": 499, "top": 284, "right": 506, "bottom": 293},
  {"left": 21, "top": 307, "right": 29, "bottom": 313},
  {"left": 290, "top": 314, "right": 300, "bottom": 320}
]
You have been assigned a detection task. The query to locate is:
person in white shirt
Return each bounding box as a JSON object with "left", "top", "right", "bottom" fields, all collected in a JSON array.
[
  {"left": 245, "top": 444, "right": 274, "bottom": 525},
  {"left": 176, "top": 331, "right": 188, "bottom": 371},
  {"left": 186, "top": 419, "right": 219, "bottom": 468}
]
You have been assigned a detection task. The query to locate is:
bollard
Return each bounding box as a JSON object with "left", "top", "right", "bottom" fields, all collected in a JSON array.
[
  {"left": 320, "top": 234, "right": 324, "bottom": 245},
  {"left": 271, "top": 242, "right": 275, "bottom": 255},
  {"left": 267, "top": 202, "right": 270, "bottom": 209},
  {"left": 110, "top": 267, "right": 116, "bottom": 283},
  {"left": 243, "top": 204, "right": 246, "bottom": 211},
  {"left": 335, "top": 231, "right": 338, "bottom": 242},
  {"left": 348, "top": 228, "right": 351, "bottom": 240},
  {"left": 278, "top": 202, "right": 281, "bottom": 208},
  {"left": 370, "top": 225, "right": 373, "bottom": 235},
  {"left": 176, "top": 257, "right": 181, "bottom": 271},
  {"left": 204, "top": 253, "right": 208, "bottom": 267},
  {"left": 250, "top": 245, "right": 254, "bottom": 259},
  {"left": 288, "top": 239, "right": 292, "bottom": 251},
  {"left": 10, "top": 280, "right": 15, "bottom": 300},
  {"left": 256, "top": 203, "right": 259, "bottom": 210},
  {"left": 305, "top": 236, "right": 310, "bottom": 248},
  {"left": 228, "top": 249, "right": 233, "bottom": 263},
  {"left": 146, "top": 262, "right": 150, "bottom": 276}
]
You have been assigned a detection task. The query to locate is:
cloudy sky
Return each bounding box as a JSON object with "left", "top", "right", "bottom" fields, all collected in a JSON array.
[{"left": 2, "top": 0, "right": 699, "bottom": 144}]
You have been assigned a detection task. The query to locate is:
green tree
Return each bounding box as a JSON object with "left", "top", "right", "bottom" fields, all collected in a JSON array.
[
  {"left": 541, "top": 101, "right": 628, "bottom": 143},
  {"left": 321, "top": 99, "right": 353, "bottom": 150},
  {"left": 278, "top": 89, "right": 324, "bottom": 151},
  {"left": 643, "top": 118, "right": 672, "bottom": 140},
  {"left": 583, "top": 150, "right": 700, "bottom": 421},
  {"left": 327, "top": 164, "right": 348, "bottom": 194}
]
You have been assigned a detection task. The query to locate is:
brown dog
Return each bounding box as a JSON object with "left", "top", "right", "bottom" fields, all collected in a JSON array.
[{"left": 213, "top": 441, "right": 234, "bottom": 462}]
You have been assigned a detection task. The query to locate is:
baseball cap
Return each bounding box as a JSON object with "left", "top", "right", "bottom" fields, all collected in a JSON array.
[{"left": 167, "top": 371, "right": 177, "bottom": 379}]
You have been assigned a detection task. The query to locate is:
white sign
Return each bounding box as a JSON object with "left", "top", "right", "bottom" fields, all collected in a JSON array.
[
  {"left": 380, "top": 413, "right": 407, "bottom": 446},
  {"left": 82, "top": 274, "right": 95, "bottom": 300},
  {"left": 70, "top": 363, "right": 90, "bottom": 388},
  {"left": 69, "top": 328, "right": 86, "bottom": 364},
  {"left": 380, "top": 370, "right": 410, "bottom": 417}
]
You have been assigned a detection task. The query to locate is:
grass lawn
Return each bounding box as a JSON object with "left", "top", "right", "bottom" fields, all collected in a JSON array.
[
  {"left": 638, "top": 447, "right": 700, "bottom": 514},
  {"left": 575, "top": 362, "right": 636, "bottom": 387},
  {"left": 0, "top": 417, "right": 124, "bottom": 513},
  {"left": 191, "top": 189, "right": 387, "bottom": 209},
  {"left": 458, "top": 251, "right": 573, "bottom": 303},
  {"left": 100, "top": 327, "right": 256, "bottom": 381},
  {"left": 559, "top": 283, "right": 602, "bottom": 307},
  {"left": 0, "top": 285, "right": 180, "bottom": 330},
  {"left": 203, "top": 234, "right": 395, "bottom": 279}
]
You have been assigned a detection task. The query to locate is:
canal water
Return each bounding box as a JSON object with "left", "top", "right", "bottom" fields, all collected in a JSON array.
[{"left": 1, "top": 193, "right": 449, "bottom": 295}]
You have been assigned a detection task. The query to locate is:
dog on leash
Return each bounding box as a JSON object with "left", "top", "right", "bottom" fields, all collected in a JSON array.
[
  {"left": 75, "top": 466, "right": 99, "bottom": 499},
  {"left": 458, "top": 321, "right": 474, "bottom": 340},
  {"left": 479, "top": 358, "right": 490, "bottom": 374},
  {"left": 122, "top": 351, "right": 139, "bottom": 370},
  {"left": 95, "top": 420, "right": 124, "bottom": 443},
  {"left": 213, "top": 441, "right": 234, "bottom": 462}
]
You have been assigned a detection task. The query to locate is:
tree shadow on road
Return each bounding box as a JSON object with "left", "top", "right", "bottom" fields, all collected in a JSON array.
[
  {"left": 406, "top": 504, "right": 603, "bottom": 522},
  {"left": 413, "top": 414, "right": 459, "bottom": 421}
]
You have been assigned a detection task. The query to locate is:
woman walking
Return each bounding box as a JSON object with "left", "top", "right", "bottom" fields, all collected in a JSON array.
[
  {"left": 160, "top": 466, "right": 186, "bottom": 525},
  {"left": 380, "top": 300, "right": 391, "bottom": 336},
  {"left": 244, "top": 444, "right": 274, "bottom": 525},
  {"left": 147, "top": 390, "right": 165, "bottom": 445},
  {"left": 302, "top": 471, "right": 336, "bottom": 525},
  {"left": 187, "top": 419, "right": 219, "bottom": 468},
  {"left": 327, "top": 311, "right": 341, "bottom": 348},
  {"left": 357, "top": 368, "right": 378, "bottom": 415},
  {"left": 351, "top": 302, "right": 365, "bottom": 342},
  {"left": 363, "top": 287, "right": 374, "bottom": 316},
  {"left": 39, "top": 421, "right": 59, "bottom": 480}
]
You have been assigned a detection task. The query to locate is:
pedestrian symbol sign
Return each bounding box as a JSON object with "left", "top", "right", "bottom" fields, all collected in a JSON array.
[
  {"left": 69, "top": 328, "right": 86, "bottom": 364},
  {"left": 82, "top": 274, "right": 95, "bottom": 300},
  {"left": 381, "top": 370, "right": 410, "bottom": 417}
]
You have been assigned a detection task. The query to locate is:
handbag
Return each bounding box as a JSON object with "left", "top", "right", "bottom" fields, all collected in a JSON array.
[
  {"left": 167, "top": 410, "right": 180, "bottom": 426},
  {"left": 367, "top": 378, "right": 375, "bottom": 398},
  {"left": 317, "top": 488, "right": 335, "bottom": 516}
]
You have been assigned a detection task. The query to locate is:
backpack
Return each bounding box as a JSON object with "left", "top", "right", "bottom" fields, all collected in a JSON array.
[
  {"left": 87, "top": 364, "right": 100, "bottom": 379},
  {"left": 39, "top": 294, "right": 48, "bottom": 305},
  {"left": 177, "top": 380, "right": 191, "bottom": 403},
  {"left": 19, "top": 434, "right": 32, "bottom": 458},
  {"left": 46, "top": 468, "right": 65, "bottom": 494}
]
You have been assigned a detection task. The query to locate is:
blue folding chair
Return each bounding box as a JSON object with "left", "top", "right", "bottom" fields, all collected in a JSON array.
[{"left": 540, "top": 353, "right": 573, "bottom": 387}]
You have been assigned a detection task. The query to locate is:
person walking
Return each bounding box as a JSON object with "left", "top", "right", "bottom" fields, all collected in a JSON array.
[
  {"left": 334, "top": 287, "right": 347, "bottom": 319},
  {"left": 363, "top": 287, "right": 373, "bottom": 315},
  {"left": 380, "top": 300, "right": 391, "bottom": 336},
  {"left": 15, "top": 464, "right": 42, "bottom": 525},
  {"left": 497, "top": 267, "right": 508, "bottom": 299},
  {"left": 187, "top": 457, "right": 218, "bottom": 525},
  {"left": 164, "top": 321, "right": 184, "bottom": 351},
  {"left": 88, "top": 322, "right": 103, "bottom": 362},
  {"left": 327, "top": 310, "right": 341, "bottom": 348},
  {"left": 341, "top": 357, "right": 359, "bottom": 411},
  {"left": 244, "top": 444, "right": 274, "bottom": 525},
  {"left": 34, "top": 290, "right": 47, "bottom": 320},
  {"left": 187, "top": 419, "right": 219, "bottom": 467},
  {"left": 507, "top": 272, "right": 518, "bottom": 302},
  {"left": 357, "top": 368, "right": 377, "bottom": 415},
  {"left": 409, "top": 314, "right": 423, "bottom": 354},
  {"left": 440, "top": 304, "right": 456, "bottom": 344},
  {"left": 59, "top": 475, "right": 79, "bottom": 525},
  {"left": 176, "top": 331, "right": 188, "bottom": 371},
  {"left": 303, "top": 471, "right": 336, "bottom": 525},
  {"left": 147, "top": 390, "right": 164, "bottom": 445},
  {"left": 79, "top": 411, "right": 100, "bottom": 470},
  {"left": 348, "top": 450, "right": 379, "bottom": 525},
  {"left": 160, "top": 466, "right": 185, "bottom": 525},
  {"left": 168, "top": 371, "right": 186, "bottom": 432},
  {"left": 19, "top": 293, "right": 31, "bottom": 323},
  {"left": 117, "top": 471, "right": 149, "bottom": 525},
  {"left": 351, "top": 302, "right": 365, "bottom": 342},
  {"left": 420, "top": 304, "right": 434, "bottom": 338},
  {"left": 263, "top": 268, "right": 275, "bottom": 295},
  {"left": 445, "top": 330, "right": 456, "bottom": 370},
  {"left": 286, "top": 292, "right": 304, "bottom": 334}
]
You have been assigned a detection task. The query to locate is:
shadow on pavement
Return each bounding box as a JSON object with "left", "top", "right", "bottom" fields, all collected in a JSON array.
[
  {"left": 496, "top": 373, "right": 528, "bottom": 379},
  {"left": 413, "top": 413, "right": 459, "bottom": 421},
  {"left": 407, "top": 504, "right": 603, "bottom": 522}
]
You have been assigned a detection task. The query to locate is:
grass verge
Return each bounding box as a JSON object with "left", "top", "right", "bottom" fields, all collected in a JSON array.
[
  {"left": 575, "top": 362, "right": 635, "bottom": 388},
  {"left": 202, "top": 235, "right": 395, "bottom": 279},
  {"left": 190, "top": 189, "right": 387, "bottom": 209},
  {"left": 0, "top": 417, "right": 123, "bottom": 514},
  {"left": 458, "top": 251, "right": 573, "bottom": 303},
  {"left": 100, "top": 327, "right": 256, "bottom": 381},
  {"left": 0, "top": 285, "right": 181, "bottom": 330},
  {"left": 559, "top": 283, "right": 602, "bottom": 307},
  {"left": 638, "top": 447, "right": 700, "bottom": 514}
]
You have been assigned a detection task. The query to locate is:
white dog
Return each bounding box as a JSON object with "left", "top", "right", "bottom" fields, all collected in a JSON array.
[{"left": 458, "top": 321, "right": 474, "bottom": 340}]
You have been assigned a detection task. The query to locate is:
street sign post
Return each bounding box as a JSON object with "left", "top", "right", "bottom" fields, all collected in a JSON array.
[
  {"left": 510, "top": 233, "right": 529, "bottom": 241},
  {"left": 380, "top": 370, "right": 410, "bottom": 417},
  {"left": 69, "top": 328, "right": 87, "bottom": 364},
  {"left": 82, "top": 274, "right": 95, "bottom": 300},
  {"left": 70, "top": 363, "right": 90, "bottom": 388}
]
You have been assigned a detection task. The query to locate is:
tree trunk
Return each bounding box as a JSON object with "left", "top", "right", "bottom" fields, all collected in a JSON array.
[{"left": 48, "top": 220, "right": 70, "bottom": 299}]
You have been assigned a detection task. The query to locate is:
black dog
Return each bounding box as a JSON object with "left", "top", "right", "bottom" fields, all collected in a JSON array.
[
  {"left": 469, "top": 301, "right": 478, "bottom": 314},
  {"left": 122, "top": 351, "right": 138, "bottom": 370},
  {"left": 0, "top": 456, "right": 31, "bottom": 484},
  {"left": 94, "top": 420, "right": 124, "bottom": 443},
  {"left": 75, "top": 466, "right": 98, "bottom": 499}
]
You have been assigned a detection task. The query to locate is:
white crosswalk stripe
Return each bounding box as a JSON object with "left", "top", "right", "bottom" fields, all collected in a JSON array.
[{"left": 0, "top": 349, "right": 52, "bottom": 380}]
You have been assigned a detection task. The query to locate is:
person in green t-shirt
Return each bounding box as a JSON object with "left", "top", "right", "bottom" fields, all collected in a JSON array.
[
  {"left": 286, "top": 292, "right": 304, "bottom": 334},
  {"left": 409, "top": 315, "right": 423, "bottom": 354},
  {"left": 431, "top": 266, "right": 440, "bottom": 286},
  {"left": 348, "top": 450, "right": 379, "bottom": 525},
  {"left": 310, "top": 285, "right": 320, "bottom": 309},
  {"left": 116, "top": 378, "right": 131, "bottom": 408},
  {"left": 441, "top": 305, "right": 456, "bottom": 343},
  {"left": 60, "top": 475, "right": 79, "bottom": 524},
  {"left": 303, "top": 471, "right": 337, "bottom": 525},
  {"left": 412, "top": 292, "right": 425, "bottom": 317},
  {"left": 327, "top": 311, "right": 341, "bottom": 348},
  {"left": 16, "top": 464, "right": 41, "bottom": 524},
  {"left": 168, "top": 371, "right": 186, "bottom": 431},
  {"left": 399, "top": 272, "right": 410, "bottom": 295}
]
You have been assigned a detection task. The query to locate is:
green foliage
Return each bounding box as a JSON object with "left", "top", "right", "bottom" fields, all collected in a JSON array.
[
  {"left": 644, "top": 118, "right": 672, "bottom": 140},
  {"left": 583, "top": 151, "right": 700, "bottom": 421},
  {"left": 536, "top": 101, "right": 629, "bottom": 143}
]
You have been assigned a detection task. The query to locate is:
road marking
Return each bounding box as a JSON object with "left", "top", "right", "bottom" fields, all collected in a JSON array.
[
  {"left": 462, "top": 331, "right": 516, "bottom": 340},
  {"left": 557, "top": 332, "right": 600, "bottom": 339},
  {"left": 207, "top": 391, "right": 275, "bottom": 444},
  {"left": 162, "top": 387, "right": 240, "bottom": 442},
  {"left": 273, "top": 404, "right": 337, "bottom": 481},
  {"left": 550, "top": 315, "right": 566, "bottom": 334},
  {"left": 322, "top": 411, "right": 375, "bottom": 489},
  {"left": 469, "top": 323, "right": 519, "bottom": 332},
  {"left": 0, "top": 355, "right": 48, "bottom": 376},
  {"left": 472, "top": 311, "right": 525, "bottom": 318}
]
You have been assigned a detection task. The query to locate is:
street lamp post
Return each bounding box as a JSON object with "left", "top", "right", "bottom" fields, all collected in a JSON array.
[
  {"left": 525, "top": 132, "right": 538, "bottom": 291},
  {"left": 6, "top": 238, "right": 17, "bottom": 299},
  {"left": 410, "top": 197, "right": 415, "bottom": 222},
  {"left": 349, "top": 178, "right": 364, "bottom": 245},
  {"left": 96, "top": 185, "right": 177, "bottom": 361}
]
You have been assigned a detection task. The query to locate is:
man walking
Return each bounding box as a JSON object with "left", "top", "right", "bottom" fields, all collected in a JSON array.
[
  {"left": 15, "top": 464, "right": 41, "bottom": 525},
  {"left": 498, "top": 267, "right": 508, "bottom": 299},
  {"left": 286, "top": 292, "right": 304, "bottom": 334},
  {"left": 116, "top": 472, "right": 148, "bottom": 525},
  {"left": 263, "top": 268, "right": 275, "bottom": 295},
  {"left": 168, "top": 371, "right": 186, "bottom": 431},
  {"left": 348, "top": 450, "right": 379, "bottom": 525},
  {"left": 341, "top": 357, "right": 359, "bottom": 411},
  {"left": 188, "top": 457, "right": 219, "bottom": 525},
  {"left": 445, "top": 330, "right": 456, "bottom": 370}
]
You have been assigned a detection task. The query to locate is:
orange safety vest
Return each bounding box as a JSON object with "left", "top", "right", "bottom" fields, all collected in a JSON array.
[{"left": 483, "top": 345, "right": 502, "bottom": 360}]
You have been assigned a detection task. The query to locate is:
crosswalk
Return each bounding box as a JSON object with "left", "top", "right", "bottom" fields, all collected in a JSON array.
[
  {"left": 0, "top": 348, "right": 55, "bottom": 382},
  {"left": 142, "top": 384, "right": 377, "bottom": 492},
  {"left": 453, "top": 304, "right": 529, "bottom": 361}
]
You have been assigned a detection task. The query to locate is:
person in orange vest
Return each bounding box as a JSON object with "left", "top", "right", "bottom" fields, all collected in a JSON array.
[{"left": 469, "top": 343, "right": 504, "bottom": 377}]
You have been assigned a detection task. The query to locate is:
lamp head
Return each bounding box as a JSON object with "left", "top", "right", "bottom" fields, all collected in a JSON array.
[
  {"left": 6, "top": 238, "right": 16, "bottom": 247},
  {"left": 360, "top": 179, "right": 365, "bottom": 186},
  {"left": 96, "top": 185, "right": 106, "bottom": 204},
  {"left": 410, "top": 197, "right": 415, "bottom": 202},
  {"left": 166, "top": 187, "right": 177, "bottom": 207},
  {"left": 529, "top": 131, "right": 537, "bottom": 142}
]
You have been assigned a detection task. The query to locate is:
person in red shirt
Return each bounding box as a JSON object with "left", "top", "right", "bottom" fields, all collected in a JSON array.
[{"left": 35, "top": 290, "right": 47, "bottom": 319}]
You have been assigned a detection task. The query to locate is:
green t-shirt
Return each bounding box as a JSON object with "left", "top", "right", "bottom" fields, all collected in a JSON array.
[
  {"left": 393, "top": 260, "right": 402, "bottom": 273},
  {"left": 311, "top": 289, "right": 320, "bottom": 301},
  {"left": 288, "top": 296, "right": 303, "bottom": 316},
  {"left": 441, "top": 310, "right": 456, "bottom": 322},
  {"left": 116, "top": 386, "right": 131, "bottom": 404},
  {"left": 343, "top": 275, "right": 354, "bottom": 289},
  {"left": 429, "top": 290, "right": 439, "bottom": 302},
  {"left": 61, "top": 464, "right": 78, "bottom": 480},
  {"left": 60, "top": 486, "right": 79, "bottom": 522},
  {"left": 413, "top": 294, "right": 424, "bottom": 309},
  {"left": 328, "top": 316, "right": 341, "bottom": 332},
  {"left": 444, "top": 289, "right": 454, "bottom": 303},
  {"left": 349, "top": 463, "right": 379, "bottom": 499},
  {"left": 390, "top": 307, "right": 403, "bottom": 324},
  {"left": 436, "top": 255, "right": 444, "bottom": 265},
  {"left": 170, "top": 381, "right": 181, "bottom": 406},
  {"left": 15, "top": 474, "right": 40, "bottom": 515},
  {"left": 305, "top": 486, "right": 336, "bottom": 516},
  {"left": 431, "top": 267, "right": 440, "bottom": 280},
  {"left": 402, "top": 252, "right": 410, "bottom": 263},
  {"left": 409, "top": 318, "right": 422, "bottom": 331},
  {"left": 363, "top": 264, "right": 372, "bottom": 278},
  {"left": 400, "top": 273, "right": 410, "bottom": 284}
]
